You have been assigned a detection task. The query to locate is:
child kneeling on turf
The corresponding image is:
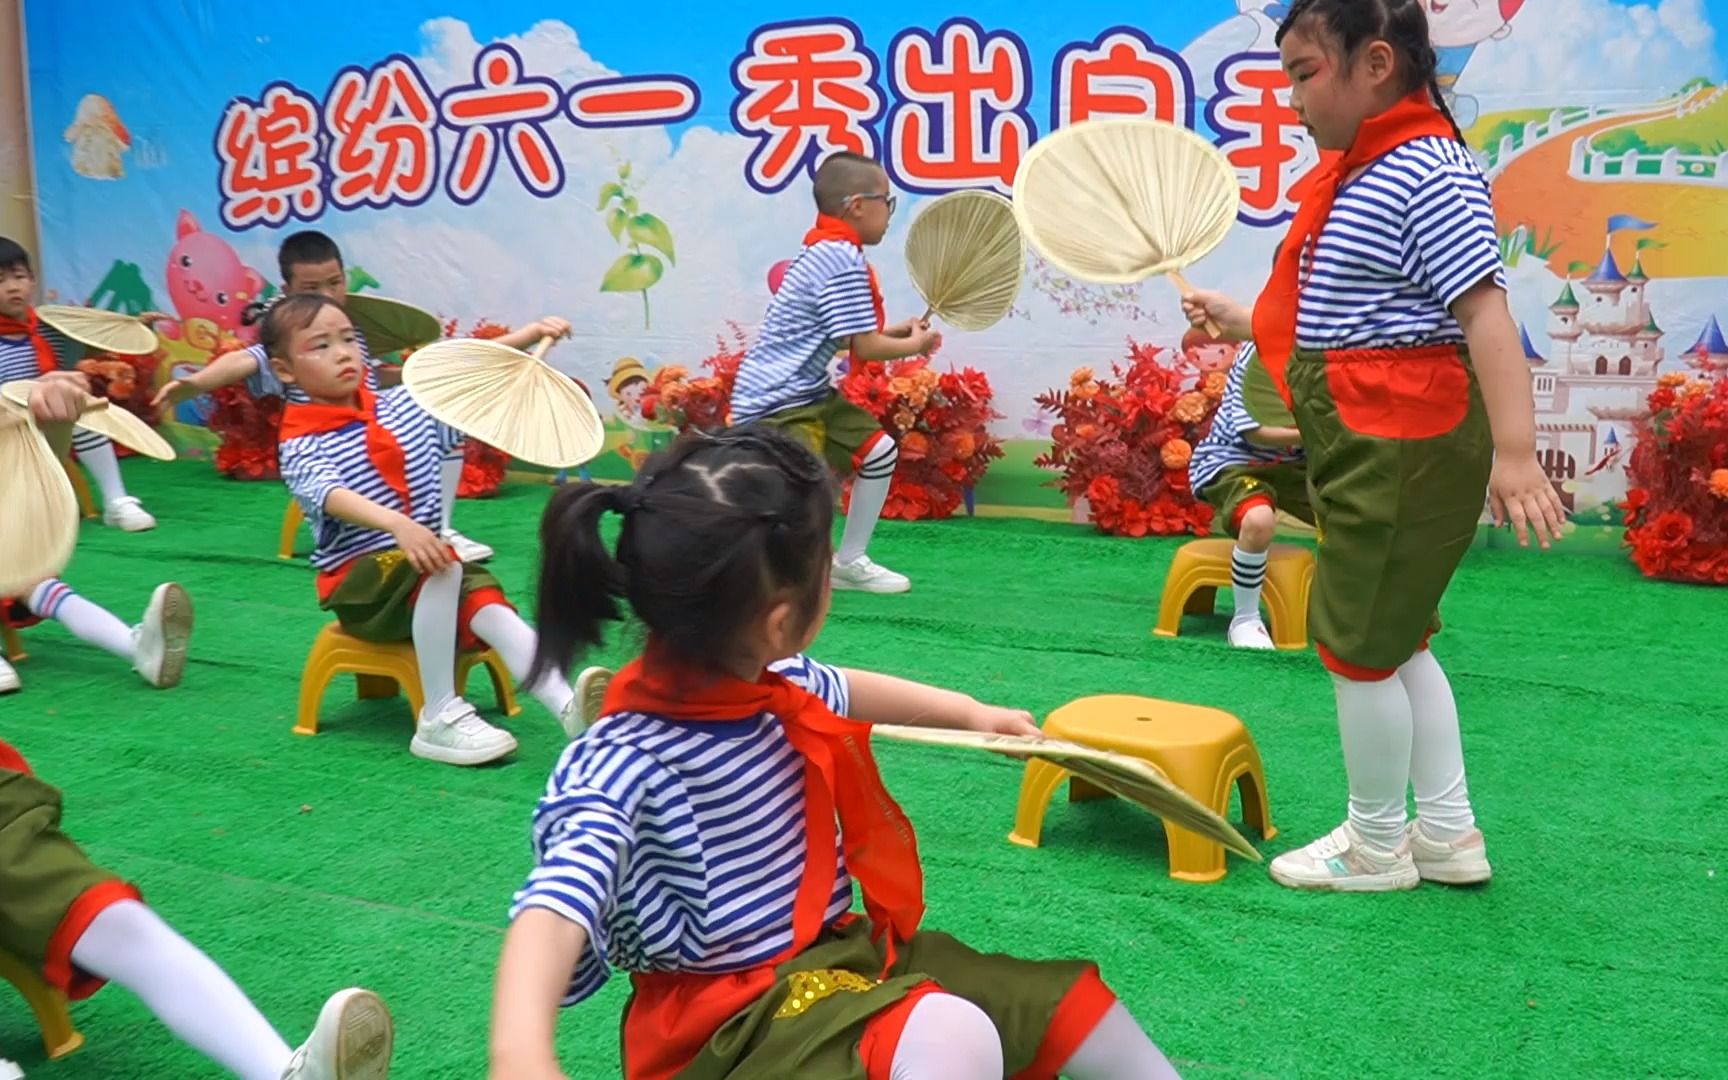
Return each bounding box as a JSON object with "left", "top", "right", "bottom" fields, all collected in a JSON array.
[
  {"left": 487, "top": 426, "right": 1183, "bottom": 1079},
  {"left": 262, "top": 294, "right": 577, "bottom": 767}
]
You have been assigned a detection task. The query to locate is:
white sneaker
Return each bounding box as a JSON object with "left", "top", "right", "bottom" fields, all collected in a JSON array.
[
  {"left": 279, "top": 987, "right": 393, "bottom": 1080},
  {"left": 1268, "top": 821, "right": 1421, "bottom": 892},
  {"left": 441, "top": 528, "right": 494, "bottom": 563},
  {"left": 103, "top": 496, "right": 157, "bottom": 532},
  {"left": 1227, "top": 618, "right": 1276, "bottom": 650},
  {"left": 1407, "top": 821, "right": 1493, "bottom": 885},
  {"left": 410, "top": 697, "right": 517, "bottom": 766},
  {"left": 562, "top": 666, "right": 613, "bottom": 739},
  {"left": 0, "top": 1055, "right": 23, "bottom": 1080},
  {"left": 831, "top": 554, "right": 910, "bottom": 594},
  {"left": 132, "top": 583, "right": 193, "bottom": 689},
  {"left": 0, "top": 655, "right": 19, "bottom": 694}
]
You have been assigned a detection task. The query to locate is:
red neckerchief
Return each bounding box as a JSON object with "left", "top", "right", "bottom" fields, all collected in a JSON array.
[
  {"left": 0, "top": 308, "right": 60, "bottom": 376},
  {"left": 278, "top": 385, "right": 413, "bottom": 513},
  {"left": 0, "top": 738, "right": 30, "bottom": 775},
  {"left": 803, "top": 213, "right": 886, "bottom": 331},
  {"left": 1252, "top": 91, "right": 1460, "bottom": 406},
  {"left": 602, "top": 642, "right": 924, "bottom": 970}
]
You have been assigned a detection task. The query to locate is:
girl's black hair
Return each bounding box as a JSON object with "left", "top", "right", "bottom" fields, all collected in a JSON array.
[
  {"left": 245, "top": 292, "right": 345, "bottom": 362},
  {"left": 1276, "top": 0, "right": 1465, "bottom": 143},
  {"left": 527, "top": 424, "right": 836, "bottom": 686}
]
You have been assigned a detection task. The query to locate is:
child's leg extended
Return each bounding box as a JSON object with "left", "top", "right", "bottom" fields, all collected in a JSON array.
[
  {"left": 22, "top": 578, "right": 192, "bottom": 688},
  {"left": 69, "top": 430, "right": 154, "bottom": 531},
  {"left": 466, "top": 599, "right": 575, "bottom": 718}
]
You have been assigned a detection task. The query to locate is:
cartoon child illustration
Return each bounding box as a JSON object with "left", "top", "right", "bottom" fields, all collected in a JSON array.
[
  {"left": 1427, "top": 0, "right": 1526, "bottom": 130},
  {"left": 606, "top": 356, "right": 675, "bottom": 470},
  {"left": 1180, "top": 326, "right": 1239, "bottom": 379},
  {"left": 64, "top": 93, "right": 130, "bottom": 180}
]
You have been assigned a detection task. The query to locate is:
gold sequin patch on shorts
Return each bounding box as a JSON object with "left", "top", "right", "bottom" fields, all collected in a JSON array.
[{"left": 773, "top": 969, "right": 880, "bottom": 1020}]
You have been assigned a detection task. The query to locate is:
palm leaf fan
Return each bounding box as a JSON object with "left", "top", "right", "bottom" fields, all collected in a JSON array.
[
  {"left": 903, "top": 190, "right": 1026, "bottom": 331},
  {"left": 400, "top": 337, "right": 604, "bottom": 469},
  {"left": 0, "top": 380, "right": 176, "bottom": 461},
  {"left": 35, "top": 304, "right": 158, "bottom": 356},
  {"left": 344, "top": 294, "right": 443, "bottom": 356},
  {"left": 1239, "top": 344, "right": 1298, "bottom": 428},
  {"left": 869, "top": 724, "right": 1261, "bottom": 861},
  {"left": 1011, "top": 117, "right": 1239, "bottom": 329},
  {"left": 0, "top": 405, "right": 79, "bottom": 596}
]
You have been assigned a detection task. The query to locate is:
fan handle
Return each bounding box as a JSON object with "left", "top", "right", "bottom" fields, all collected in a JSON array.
[
  {"left": 1166, "top": 272, "right": 1225, "bottom": 340},
  {"left": 530, "top": 337, "right": 556, "bottom": 363}
]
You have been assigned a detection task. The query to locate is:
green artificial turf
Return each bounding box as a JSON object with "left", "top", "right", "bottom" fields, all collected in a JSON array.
[{"left": 2, "top": 461, "right": 1723, "bottom": 1078}]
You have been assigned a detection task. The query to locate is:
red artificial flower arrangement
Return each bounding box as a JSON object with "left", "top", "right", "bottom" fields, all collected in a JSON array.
[
  {"left": 74, "top": 350, "right": 167, "bottom": 460},
  {"left": 836, "top": 350, "right": 1004, "bottom": 521},
  {"left": 640, "top": 324, "right": 747, "bottom": 433},
  {"left": 1033, "top": 340, "right": 1225, "bottom": 538},
  {"left": 1623, "top": 368, "right": 1728, "bottom": 585}
]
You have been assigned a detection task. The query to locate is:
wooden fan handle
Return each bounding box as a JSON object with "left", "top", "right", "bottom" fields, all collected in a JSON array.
[
  {"left": 1166, "top": 272, "right": 1225, "bottom": 340},
  {"left": 530, "top": 337, "right": 556, "bottom": 362}
]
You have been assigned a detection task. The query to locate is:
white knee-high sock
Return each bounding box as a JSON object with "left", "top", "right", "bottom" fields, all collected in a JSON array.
[
  {"left": 1059, "top": 1001, "right": 1183, "bottom": 1080},
  {"left": 439, "top": 446, "right": 465, "bottom": 533},
  {"left": 1229, "top": 546, "right": 1268, "bottom": 627},
  {"left": 413, "top": 563, "right": 462, "bottom": 718},
  {"left": 71, "top": 431, "right": 128, "bottom": 506},
  {"left": 839, "top": 436, "right": 897, "bottom": 566},
  {"left": 27, "top": 579, "right": 134, "bottom": 660},
  {"left": 1333, "top": 672, "right": 1414, "bottom": 851},
  {"left": 69, "top": 900, "right": 292, "bottom": 1080},
  {"left": 469, "top": 603, "right": 574, "bottom": 716},
  {"left": 889, "top": 993, "right": 1003, "bottom": 1080},
  {"left": 1399, "top": 649, "right": 1476, "bottom": 839}
]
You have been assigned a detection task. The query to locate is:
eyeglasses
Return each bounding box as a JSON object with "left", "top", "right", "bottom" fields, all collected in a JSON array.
[{"left": 848, "top": 192, "right": 898, "bottom": 214}]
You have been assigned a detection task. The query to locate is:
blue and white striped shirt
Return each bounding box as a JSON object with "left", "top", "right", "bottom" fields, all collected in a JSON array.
[
  {"left": 1296, "top": 137, "right": 1505, "bottom": 350},
  {"left": 1189, "top": 343, "right": 1304, "bottom": 495},
  {"left": 277, "top": 385, "right": 461, "bottom": 571},
  {"left": 0, "top": 323, "right": 78, "bottom": 383},
  {"left": 509, "top": 653, "right": 856, "bottom": 1007},
  {"left": 731, "top": 241, "right": 879, "bottom": 423},
  {"left": 243, "top": 327, "right": 377, "bottom": 402}
]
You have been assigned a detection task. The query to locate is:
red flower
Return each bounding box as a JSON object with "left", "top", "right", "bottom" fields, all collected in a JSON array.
[{"left": 1624, "top": 374, "right": 1728, "bottom": 585}]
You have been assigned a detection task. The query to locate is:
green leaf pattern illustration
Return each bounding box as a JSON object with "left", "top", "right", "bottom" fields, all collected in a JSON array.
[{"left": 597, "top": 162, "right": 674, "bottom": 329}]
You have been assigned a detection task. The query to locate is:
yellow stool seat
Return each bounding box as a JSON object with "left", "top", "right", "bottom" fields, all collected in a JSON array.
[
  {"left": 294, "top": 623, "right": 521, "bottom": 736},
  {"left": 63, "top": 457, "right": 97, "bottom": 521},
  {"left": 1009, "top": 694, "right": 1275, "bottom": 883},
  {"left": 1153, "top": 538, "right": 1313, "bottom": 649},
  {"left": 0, "top": 948, "right": 84, "bottom": 1060},
  {"left": 279, "top": 499, "right": 305, "bottom": 560}
]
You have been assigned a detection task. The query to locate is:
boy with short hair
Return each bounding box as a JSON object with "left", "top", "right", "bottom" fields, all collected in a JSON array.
[
  {"left": 729, "top": 152, "right": 940, "bottom": 594},
  {"left": 0, "top": 236, "right": 158, "bottom": 531},
  {"left": 154, "top": 229, "right": 569, "bottom": 564},
  {"left": 1187, "top": 343, "right": 1310, "bottom": 649}
]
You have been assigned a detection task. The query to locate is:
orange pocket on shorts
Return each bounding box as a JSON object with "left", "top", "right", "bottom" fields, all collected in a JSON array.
[{"left": 1322, "top": 346, "right": 1470, "bottom": 441}]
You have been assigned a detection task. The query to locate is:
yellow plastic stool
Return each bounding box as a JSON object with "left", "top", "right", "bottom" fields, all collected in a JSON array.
[
  {"left": 279, "top": 499, "right": 304, "bottom": 560},
  {"left": 1, "top": 620, "right": 24, "bottom": 662},
  {"left": 1153, "top": 538, "right": 1313, "bottom": 649},
  {"left": 1009, "top": 694, "right": 1275, "bottom": 883},
  {"left": 63, "top": 457, "right": 97, "bottom": 521},
  {"left": 0, "top": 948, "right": 84, "bottom": 1060},
  {"left": 294, "top": 623, "right": 521, "bottom": 736}
]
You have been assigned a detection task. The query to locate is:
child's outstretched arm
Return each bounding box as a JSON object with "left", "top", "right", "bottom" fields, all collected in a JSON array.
[
  {"left": 841, "top": 668, "right": 1041, "bottom": 737},
  {"left": 151, "top": 347, "right": 263, "bottom": 409},
  {"left": 847, "top": 321, "right": 941, "bottom": 362},
  {"left": 496, "top": 316, "right": 573, "bottom": 351},
  {"left": 1451, "top": 279, "right": 1568, "bottom": 549},
  {"left": 488, "top": 908, "right": 586, "bottom": 1080}
]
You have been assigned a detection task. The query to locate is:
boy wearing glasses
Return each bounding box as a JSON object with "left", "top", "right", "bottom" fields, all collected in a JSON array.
[{"left": 729, "top": 152, "right": 939, "bottom": 594}]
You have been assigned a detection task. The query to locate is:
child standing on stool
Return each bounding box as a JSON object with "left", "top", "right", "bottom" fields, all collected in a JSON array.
[
  {"left": 154, "top": 229, "right": 570, "bottom": 565},
  {"left": 0, "top": 237, "right": 158, "bottom": 531},
  {"left": 262, "top": 294, "right": 578, "bottom": 767},
  {"left": 1181, "top": 0, "right": 1565, "bottom": 892},
  {"left": 729, "top": 152, "right": 941, "bottom": 594},
  {"left": 1188, "top": 343, "right": 1308, "bottom": 650},
  {"left": 487, "top": 425, "right": 1182, "bottom": 1080}
]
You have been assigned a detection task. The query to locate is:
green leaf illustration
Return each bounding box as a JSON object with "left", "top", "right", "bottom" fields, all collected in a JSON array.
[
  {"left": 619, "top": 161, "right": 632, "bottom": 180},
  {"left": 596, "top": 182, "right": 625, "bottom": 211},
  {"left": 626, "top": 213, "right": 677, "bottom": 265},
  {"left": 622, "top": 195, "right": 640, "bottom": 215},
  {"left": 607, "top": 206, "right": 629, "bottom": 242},
  {"left": 599, "top": 253, "right": 664, "bottom": 294}
]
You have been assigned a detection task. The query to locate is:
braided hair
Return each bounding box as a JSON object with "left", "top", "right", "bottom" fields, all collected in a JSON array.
[{"left": 1275, "top": 0, "right": 1465, "bottom": 144}]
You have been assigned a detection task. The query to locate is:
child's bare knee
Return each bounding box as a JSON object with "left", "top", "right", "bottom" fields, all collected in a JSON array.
[{"left": 1237, "top": 505, "right": 1277, "bottom": 549}]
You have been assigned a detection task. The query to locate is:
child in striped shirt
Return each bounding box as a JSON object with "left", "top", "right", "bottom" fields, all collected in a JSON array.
[
  {"left": 730, "top": 152, "right": 942, "bottom": 595},
  {"left": 487, "top": 426, "right": 1182, "bottom": 1080},
  {"left": 1181, "top": 0, "right": 1564, "bottom": 893},
  {"left": 0, "top": 236, "right": 159, "bottom": 531},
  {"left": 1187, "top": 343, "right": 1307, "bottom": 649},
  {"left": 154, "top": 230, "right": 569, "bottom": 565},
  {"left": 260, "top": 294, "right": 577, "bottom": 767}
]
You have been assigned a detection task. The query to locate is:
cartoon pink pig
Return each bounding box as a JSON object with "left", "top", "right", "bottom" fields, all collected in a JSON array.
[{"left": 159, "top": 210, "right": 266, "bottom": 349}]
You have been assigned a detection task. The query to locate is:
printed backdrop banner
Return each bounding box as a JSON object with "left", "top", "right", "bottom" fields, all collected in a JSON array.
[{"left": 22, "top": 0, "right": 1728, "bottom": 516}]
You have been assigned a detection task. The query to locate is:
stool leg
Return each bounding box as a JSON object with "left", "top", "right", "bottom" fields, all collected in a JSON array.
[
  {"left": 1008, "top": 761, "right": 1069, "bottom": 848},
  {"left": 1263, "top": 553, "right": 1312, "bottom": 650},
  {"left": 1184, "top": 586, "right": 1217, "bottom": 616},
  {"left": 488, "top": 656, "right": 522, "bottom": 718},
  {"left": 0, "top": 952, "right": 84, "bottom": 1060},
  {"left": 1164, "top": 822, "right": 1228, "bottom": 884},
  {"left": 1068, "top": 777, "right": 1111, "bottom": 803},
  {"left": 355, "top": 674, "right": 399, "bottom": 701},
  {"left": 277, "top": 501, "right": 304, "bottom": 560},
  {"left": 294, "top": 667, "right": 328, "bottom": 736}
]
